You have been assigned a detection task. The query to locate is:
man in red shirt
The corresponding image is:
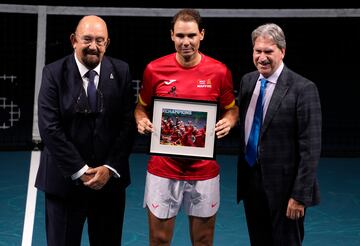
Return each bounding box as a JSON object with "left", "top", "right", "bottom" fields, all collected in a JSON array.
[{"left": 135, "top": 9, "right": 239, "bottom": 245}]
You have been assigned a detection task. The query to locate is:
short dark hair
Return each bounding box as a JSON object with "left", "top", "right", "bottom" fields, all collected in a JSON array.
[{"left": 171, "top": 9, "right": 203, "bottom": 31}]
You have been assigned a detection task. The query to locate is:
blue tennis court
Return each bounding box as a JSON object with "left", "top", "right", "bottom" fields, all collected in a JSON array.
[{"left": 1, "top": 151, "right": 359, "bottom": 245}]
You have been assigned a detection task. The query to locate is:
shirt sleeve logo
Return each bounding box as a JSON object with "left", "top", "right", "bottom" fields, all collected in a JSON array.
[{"left": 163, "top": 79, "right": 177, "bottom": 85}]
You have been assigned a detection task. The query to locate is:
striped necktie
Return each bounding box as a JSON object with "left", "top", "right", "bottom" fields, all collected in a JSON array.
[
  {"left": 86, "top": 70, "right": 97, "bottom": 112},
  {"left": 245, "top": 78, "right": 268, "bottom": 166}
]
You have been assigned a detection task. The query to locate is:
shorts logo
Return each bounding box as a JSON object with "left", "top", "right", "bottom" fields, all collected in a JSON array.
[
  {"left": 211, "top": 202, "right": 217, "bottom": 208},
  {"left": 164, "top": 79, "right": 177, "bottom": 85},
  {"left": 197, "top": 79, "right": 212, "bottom": 88},
  {"left": 152, "top": 203, "right": 159, "bottom": 209}
]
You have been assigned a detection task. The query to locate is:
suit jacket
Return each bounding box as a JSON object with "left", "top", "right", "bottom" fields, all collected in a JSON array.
[
  {"left": 35, "top": 54, "right": 135, "bottom": 197},
  {"left": 237, "top": 65, "right": 321, "bottom": 209}
]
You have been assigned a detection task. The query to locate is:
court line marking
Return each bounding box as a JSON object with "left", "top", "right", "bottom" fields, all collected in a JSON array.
[{"left": 21, "top": 151, "right": 40, "bottom": 246}]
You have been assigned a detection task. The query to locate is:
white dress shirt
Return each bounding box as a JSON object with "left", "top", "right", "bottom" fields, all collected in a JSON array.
[
  {"left": 244, "top": 62, "right": 284, "bottom": 145},
  {"left": 71, "top": 54, "right": 120, "bottom": 180}
]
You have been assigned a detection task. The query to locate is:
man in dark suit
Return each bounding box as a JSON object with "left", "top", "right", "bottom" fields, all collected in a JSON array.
[
  {"left": 35, "top": 15, "right": 135, "bottom": 246},
  {"left": 237, "top": 23, "right": 322, "bottom": 245}
]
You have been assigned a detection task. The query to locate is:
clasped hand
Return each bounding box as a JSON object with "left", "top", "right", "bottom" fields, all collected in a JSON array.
[{"left": 80, "top": 166, "right": 112, "bottom": 190}]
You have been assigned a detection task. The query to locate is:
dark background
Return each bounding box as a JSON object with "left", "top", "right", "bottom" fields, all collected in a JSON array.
[
  {"left": 1, "top": 3, "right": 359, "bottom": 156},
  {"left": 0, "top": 13, "right": 37, "bottom": 149}
]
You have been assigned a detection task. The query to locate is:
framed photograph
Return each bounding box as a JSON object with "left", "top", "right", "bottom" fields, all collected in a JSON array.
[{"left": 149, "top": 96, "right": 218, "bottom": 159}]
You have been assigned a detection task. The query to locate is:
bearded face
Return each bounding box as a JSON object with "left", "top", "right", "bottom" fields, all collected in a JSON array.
[{"left": 71, "top": 16, "right": 109, "bottom": 69}]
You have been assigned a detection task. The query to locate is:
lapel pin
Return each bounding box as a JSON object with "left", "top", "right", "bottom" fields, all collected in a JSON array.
[{"left": 110, "top": 73, "right": 114, "bottom": 79}]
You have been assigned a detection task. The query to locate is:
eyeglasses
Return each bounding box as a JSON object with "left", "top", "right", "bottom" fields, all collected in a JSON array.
[
  {"left": 75, "top": 33, "right": 108, "bottom": 47},
  {"left": 75, "top": 89, "right": 104, "bottom": 115}
]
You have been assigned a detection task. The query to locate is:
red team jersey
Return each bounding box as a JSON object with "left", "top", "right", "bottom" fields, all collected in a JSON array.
[{"left": 139, "top": 53, "right": 235, "bottom": 180}]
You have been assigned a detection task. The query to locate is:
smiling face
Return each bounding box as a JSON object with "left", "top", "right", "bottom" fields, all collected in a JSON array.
[
  {"left": 253, "top": 35, "right": 285, "bottom": 78},
  {"left": 171, "top": 20, "right": 204, "bottom": 66},
  {"left": 70, "top": 15, "right": 109, "bottom": 69}
]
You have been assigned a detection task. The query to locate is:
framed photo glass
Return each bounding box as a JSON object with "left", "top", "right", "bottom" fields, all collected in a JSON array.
[{"left": 149, "top": 96, "right": 218, "bottom": 159}]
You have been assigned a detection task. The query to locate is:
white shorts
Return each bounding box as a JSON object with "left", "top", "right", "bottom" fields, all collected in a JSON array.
[{"left": 143, "top": 172, "right": 220, "bottom": 219}]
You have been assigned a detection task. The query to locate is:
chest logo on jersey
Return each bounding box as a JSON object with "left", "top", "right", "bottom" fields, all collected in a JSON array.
[
  {"left": 163, "top": 79, "right": 177, "bottom": 85},
  {"left": 196, "top": 79, "right": 212, "bottom": 88}
]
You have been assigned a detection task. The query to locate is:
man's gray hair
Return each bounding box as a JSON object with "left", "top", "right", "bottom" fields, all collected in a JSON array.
[{"left": 251, "top": 23, "right": 286, "bottom": 49}]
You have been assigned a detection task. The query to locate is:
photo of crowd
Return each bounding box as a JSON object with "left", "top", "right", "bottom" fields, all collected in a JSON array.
[{"left": 160, "top": 109, "right": 207, "bottom": 148}]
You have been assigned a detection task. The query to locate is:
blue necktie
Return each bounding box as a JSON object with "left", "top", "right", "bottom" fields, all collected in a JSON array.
[
  {"left": 245, "top": 78, "right": 268, "bottom": 166},
  {"left": 87, "top": 70, "right": 97, "bottom": 112}
]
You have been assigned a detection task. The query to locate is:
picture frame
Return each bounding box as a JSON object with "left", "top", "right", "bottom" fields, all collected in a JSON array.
[{"left": 149, "top": 96, "right": 218, "bottom": 159}]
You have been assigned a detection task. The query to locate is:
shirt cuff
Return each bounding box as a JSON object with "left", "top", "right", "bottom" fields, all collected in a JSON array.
[
  {"left": 71, "top": 164, "right": 89, "bottom": 180},
  {"left": 104, "top": 165, "right": 121, "bottom": 178}
]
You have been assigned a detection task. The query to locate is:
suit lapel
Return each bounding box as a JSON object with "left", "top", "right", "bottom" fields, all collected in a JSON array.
[
  {"left": 95, "top": 57, "right": 115, "bottom": 130},
  {"left": 239, "top": 72, "right": 258, "bottom": 152},
  {"left": 261, "top": 67, "right": 290, "bottom": 135},
  {"left": 242, "top": 73, "right": 259, "bottom": 118},
  {"left": 66, "top": 55, "right": 83, "bottom": 102},
  {"left": 98, "top": 57, "right": 115, "bottom": 92}
]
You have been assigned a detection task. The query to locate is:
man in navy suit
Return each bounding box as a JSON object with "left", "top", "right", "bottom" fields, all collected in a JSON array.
[
  {"left": 35, "top": 15, "right": 135, "bottom": 246},
  {"left": 237, "top": 23, "right": 322, "bottom": 245}
]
